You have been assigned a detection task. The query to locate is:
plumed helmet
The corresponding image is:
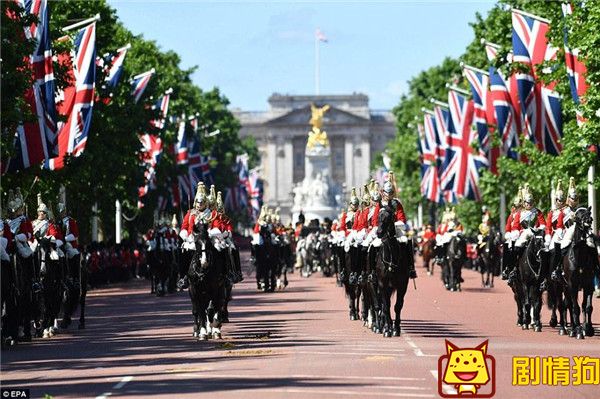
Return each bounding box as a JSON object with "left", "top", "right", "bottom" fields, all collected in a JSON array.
[
  {"left": 522, "top": 184, "right": 534, "bottom": 204},
  {"left": 216, "top": 191, "right": 224, "bottom": 212},
  {"left": 383, "top": 171, "right": 396, "bottom": 196},
  {"left": 370, "top": 180, "right": 381, "bottom": 201},
  {"left": 554, "top": 179, "right": 565, "bottom": 202},
  {"left": 57, "top": 186, "right": 67, "bottom": 214},
  {"left": 37, "top": 193, "right": 48, "bottom": 214},
  {"left": 8, "top": 188, "right": 24, "bottom": 213},
  {"left": 207, "top": 185, "right": 217, "bottom": 208},
  {"left": 512, "top": 185, "right": 523, "bottom": 207},
  {"left": 361, "top": 184, "right": 370, "bottom": 205},
  {"left": 194, "top": 182, "right": 207, "bottom": 204},
  {"left": 274, "top": 207, "right": 281, "bottom": 223},
  {"left": 349, "top": 187, "right": 359, "bottom": 207},
  {"left": 171, "top": 214, "right": 178, "bottom": 228},
  {"left": 567, "top": 176, "right": 578, "bottom": 201}
]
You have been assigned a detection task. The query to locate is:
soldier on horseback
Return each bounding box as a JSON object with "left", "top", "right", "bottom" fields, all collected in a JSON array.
[
  {"left": 380, "top": 172, "right": 416, "bottom": 279},
  {"left": 178, "top": 183, "right": 213, "bottom": 289},
  {"left": 56, "top": 188, "right": 84, "bottom": 329},
  {"left": 502, "top": 185, "right": 524, "bottom": 282},
  {"left": 545, "top": 179, "right": 569, "bottom": 281}
]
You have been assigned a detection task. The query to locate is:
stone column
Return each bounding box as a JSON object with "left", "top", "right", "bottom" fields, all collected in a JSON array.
[
  {"left": 344, "top": 139, "right": 355, "bottom": 188},
  {"left": 266, "top": 134, "right": 277, "bottom": 203}
]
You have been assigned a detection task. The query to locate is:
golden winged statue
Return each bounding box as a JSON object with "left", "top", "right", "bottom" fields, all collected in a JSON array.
[{"left": 307, "top": 103, "right": 330, "bottom": 150}]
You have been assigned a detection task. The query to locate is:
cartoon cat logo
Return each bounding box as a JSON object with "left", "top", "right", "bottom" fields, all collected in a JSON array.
[{"left": 438, "top": 339, "right": 496, "bottom": 398}]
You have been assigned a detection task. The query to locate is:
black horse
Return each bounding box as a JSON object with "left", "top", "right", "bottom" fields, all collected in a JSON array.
[
  {"left": 253, "top": 225, "right": 277, "bottom": 292},
  {"left": 188, "top": 221, "right": 227, "bottom": 340},
  {"left": 561, "top": 207, "right": 598, "bottom": 339},
  {"left": 477, "top": 228, "right": 501, "bottom": 288},
  {"left": 36, "top": 238, "right": 64, "bottom": 338},
  {"left": 59, "top": 250, "right": 88, "bottom": 330},
  {"left": 516, "top": 231, "right": 546, "bottom": 332},
  {"left": 445, "top": 235, "right": 466, "bottom": 292},
  {"left": 375, "top": 205, "right": 410, "bottom": 337}
]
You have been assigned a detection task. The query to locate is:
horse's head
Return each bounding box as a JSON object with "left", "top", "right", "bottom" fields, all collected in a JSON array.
[{"left": 575, "top": 206, "right": 593, "bottom": 230}]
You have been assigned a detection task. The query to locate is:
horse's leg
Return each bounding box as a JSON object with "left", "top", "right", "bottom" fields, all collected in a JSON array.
[
  {"left": 569, "top": 283, "right": 583, "bottom": 339},
  {"left": 393, "top": 278, "right": 409, "bottom": 337},
  {"left": 531, "top": 284, "right": 542, "bottom": 332},
  {"left": 583, "top": 286, "right": 595, "bottom": 337},
  {"left": 381, "top": 285, "right": 392, "bottom": 337},
  {"left": 521, "top": 281, "right": 531, "bottom": 330}
]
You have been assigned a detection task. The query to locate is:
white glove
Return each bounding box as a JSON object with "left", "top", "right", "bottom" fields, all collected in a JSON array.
[
  {"left": 16, "top": 233, "right": 28, "bottom": 243},
  {"left": 65, "top": 233, "right": 76, "bottom": 242},
  {"left": 544, "top": 234, "right": 551, "bottom": 244},
  {"left": 55, "top": 239, "right": 63, "bottom": 248},
  {"left": 208, "top": 228, "right": 222, "bottom": 238},
  {"left": 179, "top": 229, "right": 189, "bottom": 241},
  {"left": 222, "top": 230, "right": 230, "bottom": 239},
  {"left": 509, "top": 230, "right": 519, "bottom": 241},
  {"left": 504, "top": 232, "right": 511, "bottom": 241},
  {"left": 186, "top": 234, "right": 195, "bottom": 243}
]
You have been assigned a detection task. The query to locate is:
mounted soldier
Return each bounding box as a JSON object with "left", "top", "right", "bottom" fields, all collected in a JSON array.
[
  {"left": 178, "top": 183, "right": 214, "bottom": 290},
  {"left": 380, "top": 172, "right": 416, "bottom": 279},
  {"left": 56, "top": 187, "right": 84, "bottom": 329},
  {"left": 502, "top": 185, "right": 524, "bottom": 281},
  {"left": 1, "top": 201, "right": 18, "bottom": 346}
]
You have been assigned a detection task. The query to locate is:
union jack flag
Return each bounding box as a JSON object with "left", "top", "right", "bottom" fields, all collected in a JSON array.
[
  {"left": 432, "top": 104, "right": 457, "bottom": 204},
  {"left": 440, "top": 90, "right": 488, "bottom": 201},
  {"left": 139, "top": 134, "right": 163, "bottom": 166},
  {"left": 419, "top": 115, "right": 441, "bottom": 203},
  {"left": 236, "top": 154, "right": 250, "bottom": 209},
  {"left": 562, "top": 3, "right": 589, "bottom": 124},
  {"left": 98, "top": 43, "right": 129, "bottom": 91},
  {"left": 512, "top": 10, "right": 563, "bottom": 155},
  {"left": 247, "top": 168, "right": 263, "bottom": 221},
  {"left": 150, "top": 89, "right": 171, "bottom": 130},
  {"left": 131, "top": 69, "right": 154, "bottom": 103},
  {"left": 46, "top": 22, "right": 97, "bottom": 170},
  {"left": 175, "top": 117, "right": 189, "bottom": 165},
  {"left": 7, "top": 0, "right": 57, "bottom": 172},
  {"left": 463, "top": 65, "right": 500, "bottom": 173}
]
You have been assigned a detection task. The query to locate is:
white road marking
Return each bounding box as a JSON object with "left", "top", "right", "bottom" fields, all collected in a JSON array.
[
  {"left": 403, "top": 335, "right": 427, "bottom": 357},
  {"left": 95, "top": 376, "right": 134, "bottom": 399},
  {"left": 176, "top": 372, "right": 426, "bottom": 381},
  {"left": 292, "top": 350, "right": 406, "bottom": 356},
  {"left": 229, "top": 388, "right": 435, "bottom": 397},
  {"left": 430, "top": 370, "right": 458, "bottom": 395}
]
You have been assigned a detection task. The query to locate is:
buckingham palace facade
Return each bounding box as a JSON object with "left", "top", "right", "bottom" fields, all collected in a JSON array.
[{"left": 233, "top": 93, "right": 396, "bottom": 221}]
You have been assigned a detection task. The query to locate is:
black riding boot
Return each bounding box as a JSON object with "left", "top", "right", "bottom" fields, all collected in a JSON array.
[
  {"left": 407, "top": 241, "right": 417, "bottom": 279},
  {"left": 550, "top": 243, "right": 563, "bottom": 281},
  {"left": 501, "top": 242, "right": 510, "bottom": 280}
]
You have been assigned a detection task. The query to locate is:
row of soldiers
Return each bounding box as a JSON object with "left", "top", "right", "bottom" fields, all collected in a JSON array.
[
  {"left": 1, "top": 187, "right": 81, "bottom": 346},
  {"left": 331, "top": 173, "right": 417, "bottom": 278},
  {"left": 502, "top": 177, "right": 595, "bottom": 284}
]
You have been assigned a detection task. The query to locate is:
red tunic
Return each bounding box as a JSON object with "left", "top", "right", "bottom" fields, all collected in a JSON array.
[
  {"left": 545, "top": 209, "right": 566, "bottom": 236},
  {"left": 369, "top": 204, "right": 381, "bottom": 229},
  {"left": 393, "top": 201, "right": 407, "bottom": 223},
  {"left": 47, "top": 222, "right": 64, "bottom": 241},
  {"left": 423, "top": 229, "right": 435, "bottom": 240},
  {"left": 62, "top": 217, "right": 80, "bottom": 248}
]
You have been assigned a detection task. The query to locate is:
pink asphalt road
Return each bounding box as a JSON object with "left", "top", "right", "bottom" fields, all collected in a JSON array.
[{"left": 1, "top": 252, "right": 599, "bottom": 399}]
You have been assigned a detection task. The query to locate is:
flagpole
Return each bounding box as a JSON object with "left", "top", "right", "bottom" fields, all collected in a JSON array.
[
  {"left": 62, "top": 14, "right": 100, "bottom": 32},
  {"left": 315, "top": 31, "right": 320, "bottom": 95},
  {"left": 589, "top": 165, "right": 597, "bottom": 233}
]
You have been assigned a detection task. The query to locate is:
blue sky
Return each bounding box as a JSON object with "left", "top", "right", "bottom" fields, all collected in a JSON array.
[{"left": 108, "top": 1, "right": 495, "bottom": 111}]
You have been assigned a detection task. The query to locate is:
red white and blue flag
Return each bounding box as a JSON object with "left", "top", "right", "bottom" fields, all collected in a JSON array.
[
  {"left": 512, "top": 10, "right": 563, "bottom": 155},
  {"left": 131, "top": 69, "right": 154, "bottom": 103},
  {"left": 150, "top": 89, "right": 171, "bottom": 130},
  {"left": 463, "top": 65, "right": 501, "bottom": 174},
  {"left": 174, "top": 117, "right": 189, "bottom": 165},
  {"left": 440, "top": 90, "right": 488, "bottom": 201},
  {"left": 46, "top": 22, "right": 97, "bottom": 170},
  {"left": 419, "top": 115, "right": 441, "bottom": 203},
  {"left": 562, "top": 3, "right": 589, "bottom": 123},
  {"left": 6, "top": 0, "right": 58, "bottom": 172},
  {"left": 247, "top": 168, "right": 263, "bottom": 221},
  {"left": 99, "top": 44, "right": 129, "bottom": 90},
  {"left": 432, "top": 104, "right": 458, "bottom": 204}
]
